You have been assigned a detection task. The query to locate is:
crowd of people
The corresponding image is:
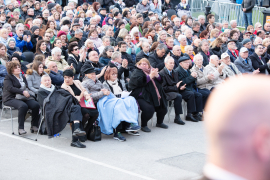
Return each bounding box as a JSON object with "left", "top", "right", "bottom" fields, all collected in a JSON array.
[{"left": 0, "top": 0, "right": 268, "bottom": 148}]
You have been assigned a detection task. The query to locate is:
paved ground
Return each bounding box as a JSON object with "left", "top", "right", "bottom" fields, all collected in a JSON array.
[{"left": 0, "top": 109, "right": 206, "bottom": 180}]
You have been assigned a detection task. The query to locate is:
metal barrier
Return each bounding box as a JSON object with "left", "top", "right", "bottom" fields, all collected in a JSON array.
[{"left": 188, "top": 0, "right": 265, "bottom": 29}]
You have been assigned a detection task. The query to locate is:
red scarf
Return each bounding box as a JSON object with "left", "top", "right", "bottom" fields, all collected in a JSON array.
[{"left": 229, "top": 49, "right": 239, "bottom": 57}]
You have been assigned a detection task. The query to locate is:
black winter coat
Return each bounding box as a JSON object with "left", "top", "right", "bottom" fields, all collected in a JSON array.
[
  {"left": 121, "top": 52, "right": 135, "bottom": 71},
  {"left": 128, "top": 67, "right": 167, "bottom": 109},
  {"left": 250, "top": 53, "right": 270, "bottom": 74},
  {"left": 171, "top": 54, "right": 181, "bottom": 69},
  {"left": 3, "top": 74, "right": 28, "bottom": 103},
  {"left": 175, "top": 65, "right": 197, "bottom": 91},
  {"left": 31, "top": 34, "right": 43, "bottom": 53},
  {"left": 162, "top": 2, "right": 174, "bottom": 11},
  {"left": 124, "top": 0, "right": 137, "bottom": 7},
  {"left": 210, "top": 46, "right": 222, "bottom": 58},
  {"left": 67, "top": 54, "right": 84, "bottom": 80},
  {"left": 37, "top": 87, "right": 80, "bottom": 137},
  {"left": 136, "top": 50, "right": 149, "bottom": 63},
  {"left": 149, "top": 51, "right": 166, "bottom": 71},
  {"left": 159, "top": 67, "right": 180, "bottom": 100}
]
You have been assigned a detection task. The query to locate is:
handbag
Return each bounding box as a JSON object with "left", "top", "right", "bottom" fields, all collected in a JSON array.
[
  {"left": 87, "top": 121, "right": 101, "bottom": 142},
  {"left": 79, "top": 97, "right": 96, "bottom": 109}
]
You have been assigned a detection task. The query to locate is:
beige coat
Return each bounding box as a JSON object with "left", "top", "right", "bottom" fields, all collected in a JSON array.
[
  {"left": 221, "top": 62, "right": 242, "bottom": 78},
  {"left": 203, "top": 63, "right": 226, "bottom": 90},
  {"left": 61, "top": 80, "right": 89, "bottom": 102},
  {"left": 190, "top": 65, "right": 211, "bottom": 90},
  {"left": 45, "top": 56, "right": 70, "bottom": 72}
]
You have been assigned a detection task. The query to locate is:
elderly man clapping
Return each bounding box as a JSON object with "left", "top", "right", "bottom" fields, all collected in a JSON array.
[{"left": 204, "top": 55, "right": 226, "bottom": 90}]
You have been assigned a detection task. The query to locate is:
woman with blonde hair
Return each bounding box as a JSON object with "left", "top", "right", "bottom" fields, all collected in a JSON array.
[
  {"left": 116, "top": 28, "right": 129, "bottom": 44},
  {"left": 209, "top": 29, "right": 220, "bottom": 42},
  {"left": 218, "top": 32, "right": 229, "bottom": 52},
  {"left": 184, "top": 45, "right": 194, "bottom": 61},
  {"left": 0, "top": 43, "right": 9, "bottom": 66},
  {"left": 0, "top": 28, "right": 10, "bottom": 46},
  {"left": 210, "top": 38, "right": 223, "bottom": 58}
]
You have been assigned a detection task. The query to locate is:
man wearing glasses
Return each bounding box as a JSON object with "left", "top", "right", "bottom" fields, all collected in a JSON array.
[{"left": 250, "top": 44, "right": 270, "bottom": 75}]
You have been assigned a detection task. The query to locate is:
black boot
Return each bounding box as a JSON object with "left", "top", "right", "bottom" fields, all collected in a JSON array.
[
  {"left": 174, "top": 115, "right": 185, "bottom": 125},
  {"left": 73, "top": 122, "right": 86, "bottom": 137}
]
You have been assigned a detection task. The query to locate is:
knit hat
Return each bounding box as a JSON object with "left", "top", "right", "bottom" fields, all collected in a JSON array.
[
  {"left": 242, "top": 38, "right": 251, "bottom": 45},
  {"left": 11, "top": 53, "right": 21, "bottom": 61},
  {"left": 8, "top": 38, "right": 15, "bottom": 45},
  {"left": 57, "top": 30, "right": 67, "bottom": 38},
  {"left": 31, "top": 26, "right": 39, "bottom": 33},
  {"left": 153, "top": 21, "right": 160, "bottom": 27},
  {"left": 109, "top": 5, "right": 115, "bottom": 12}
]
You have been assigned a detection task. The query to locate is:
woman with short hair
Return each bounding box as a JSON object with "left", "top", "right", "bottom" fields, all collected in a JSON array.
[
  {"left": 128, "top": 58, "right": 168, "bottom": 132},
  {"left": 3, "top": 61, "right": 40, "bottom": 135}
]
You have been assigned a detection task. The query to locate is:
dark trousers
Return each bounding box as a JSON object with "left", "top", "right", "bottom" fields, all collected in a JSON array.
[
  {"left": 69, "top": 105, "right": 83, "bottom": 123},
  {"left": 198, "top": 88, "right": 211, "bottom": 109},
  {"left": 5, "top": 99, "right": 40, "bottom": 129},
  {"left": 81, "top": 107, "right": 99, "bottom": 135},
  {"left": 180, "top": 90, "right": 203, "bottom": 114},
  {"left": 137, "top": 99, "right": 167, "bottom": 127},
  {"left": 173, "top": 94, "right": 183, "bottom": 116}
]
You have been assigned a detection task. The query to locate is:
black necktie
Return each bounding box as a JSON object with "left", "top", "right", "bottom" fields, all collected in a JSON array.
[{"left": 229, "top": 65, "right": 236, "bottom": 74}]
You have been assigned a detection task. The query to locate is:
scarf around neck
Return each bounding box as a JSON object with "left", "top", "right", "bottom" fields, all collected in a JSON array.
[
  {"left": 137, "top": 65, "right": 161, "bottom": 104},
  {"left": 40, "top": 84, "right": 55, "bottom": 92}
]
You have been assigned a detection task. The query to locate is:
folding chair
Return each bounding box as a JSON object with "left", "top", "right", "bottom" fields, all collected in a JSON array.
[{"left": 0, "top": 102, "right": 44, "bottom": 141}]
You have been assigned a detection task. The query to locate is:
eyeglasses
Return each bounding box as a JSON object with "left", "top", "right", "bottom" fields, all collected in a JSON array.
[{"left": 108, "top": 51, "right": 114, "bottom": 52}]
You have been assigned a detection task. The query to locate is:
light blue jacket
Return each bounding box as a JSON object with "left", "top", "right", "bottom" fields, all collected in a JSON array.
[
  {"left": 150, "top": 3, "right": 162, "bottom": 15},
  {"left": 97, "top": 93, "right": 139, "bottom": 135}
]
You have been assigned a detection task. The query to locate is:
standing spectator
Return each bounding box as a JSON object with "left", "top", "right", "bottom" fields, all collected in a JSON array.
[{"left": 241, "top": 0, "right": 255, "bottom": 30}]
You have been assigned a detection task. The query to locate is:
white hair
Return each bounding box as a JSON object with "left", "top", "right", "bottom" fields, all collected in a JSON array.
[
  {"left": 15, "top": 23, "right": 24, "bottom": 31},
  {"left": 178, "top": 35, "right": 186, "bottom": 42},
  {"left": 198, "top": 15, "right": 205, "bottom": 20},
  {"left": 193, "top": 54, "right": 203, "bottom": 63},
  {"left": 86, "top": 10, "right": 92, "bottom": 16},
  {"left": 41, "top": 74, "right": 51, "bottom": 82},
  {"left": 164, "top": 56, "right": 174, "bottom": 63},
  {"left": 150, "top": 17, "right": 156, "bottom": 21},
  {"left": 130, "top": 27, "right": 139, "bottom": 39},
  {"left": 254, "top": 37, "right": 263, "bottom": 45},
  {"left": 173, "top": 17, "right": 180, "bottom": 22},
  {"left": 66, "top": 10, "right": 74, "bottom": 16},
  {"left": 75, "top": 28, "right": 83, "bottom": 35},
  {"left": 85, "top": 39, "right": 94, "bottom": 46},
  {"left": 61, "top": 25, "right": 69, "bottom": 31},
  {"left": 111, "top": 51, "right": 121, "bottom": 60},
  {"left": 95, "top": 15, "right": 101, "bottom": 19},
  {"left": 210, "top": 55, "right": 218, "bottom": 62},
  {"left": 230, "top": 20, "right": 237, "bottom": 25},
  {"left": 173, "top": 45, "right": 180, "bottom": 51},
  {"left": 181, "top": 25, "right": 189, "bottom": 34},
  {"left": 184, "top": 45, "right": 193, "bottom": 53},
  {"left": 255, "top": 22, "right": 262, "bottom": 28},
  {"left": 33, "top": 19, "right": 41, "bottom": 25},
  {"left": 184, "top": 28, "right": 194, "bottom": 35},
  {"left": 51, "top": 47, "right": 62, "bottom": 55},
  {"left": 43, "top": 9, "right": 49, "bottom": 14}
]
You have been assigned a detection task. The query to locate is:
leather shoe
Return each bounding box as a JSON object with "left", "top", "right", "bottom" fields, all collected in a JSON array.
[
  {"left": 193, "top": 114, "right": 202, "bottom": 121},
  {"left": 73, "top": 128, "right": 86, "bottom": 137},
  {"left": 156, "top": 123, "right": 168, "bottom": 129},
  {"left": 141, "top": 126, "right": 151, "bottom": 132},
  {"left": 71, "top": 140, "right": 86, "bottom": 148},
  {"left": 30, "top": 126, "right": 38, "bottom": 133},
  {"left": 174, "top": 117, "right": 185, "bottom": 125},
  {"left": 18, "top": 129, "right": 27, "bottom": 135},
  {"left": 186, "top": 115, "right": 198, "bottom": 122}
]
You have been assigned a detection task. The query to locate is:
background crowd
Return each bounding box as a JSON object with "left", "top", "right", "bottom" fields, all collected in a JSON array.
[{"left": 0, "top": 0, "right": 268, "bottom": 148}]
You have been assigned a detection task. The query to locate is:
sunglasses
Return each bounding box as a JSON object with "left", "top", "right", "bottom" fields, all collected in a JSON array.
[{"left": 73, "top": 48, "right": 79, "bottom": 51}]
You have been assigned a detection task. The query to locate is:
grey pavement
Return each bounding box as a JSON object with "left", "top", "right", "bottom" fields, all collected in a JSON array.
[{"left": 0, "top": 109, "right": 206, "bottom": 180}]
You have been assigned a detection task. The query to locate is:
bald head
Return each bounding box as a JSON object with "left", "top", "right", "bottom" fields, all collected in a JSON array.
[
  {"left": 204, "top": 75, "right": 270, "bottom": 180},
  {"left": 47, "top": 61, "right": 58, "bottom": 73},
  {"left": 173, "top": 45, "right": 181, "bottom": 56}
]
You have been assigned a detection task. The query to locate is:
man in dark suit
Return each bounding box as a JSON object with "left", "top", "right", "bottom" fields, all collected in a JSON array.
[
  {"left": 135, "top": 42, "right": 150, "bottom": 63},
  {"left": 202, "top": 76, "right": 270, "bottom": 180},
  {"left": 234, "top": 47, "right": 260, "bottom": 74},
  {"left": 175, "top": 56, "right": 203, "bottom": 122},
  {"left": 160, "top": 57, "right": 186, "bottom": 125},
  {"left": 250, "top": 44, "right": 270, "bottom": 75},
  {"left": 149, "top": 43, "right": 167, "bottom": 71}
]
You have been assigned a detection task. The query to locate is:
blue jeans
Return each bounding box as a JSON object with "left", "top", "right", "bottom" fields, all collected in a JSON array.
[{"left": 244, "top": 12, "right": 253, "bottom": 30}]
